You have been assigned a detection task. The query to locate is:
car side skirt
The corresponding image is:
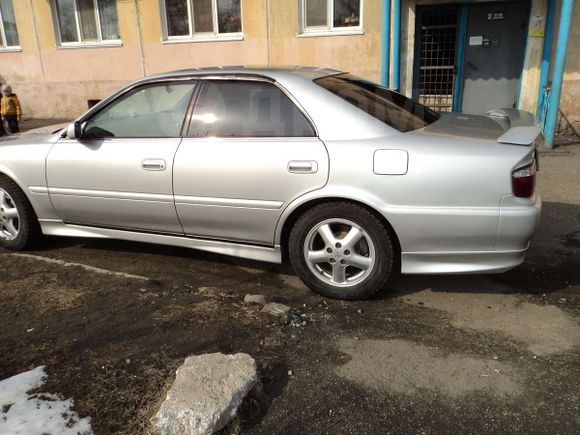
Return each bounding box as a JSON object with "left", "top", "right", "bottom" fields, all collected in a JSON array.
[
  {"left": 39, "top": 220, "right": 282, "bottom": 264},
  {"left": 401, "top": 247, "right": 528, "bottom": 274}
]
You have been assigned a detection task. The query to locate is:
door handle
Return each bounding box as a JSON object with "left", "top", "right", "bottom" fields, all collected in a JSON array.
[
  {"left": 142, "top": 159, "right": 166, "bottom": 171},
  {"left": 288, "top": 160, "right": 318, "bottom": 174}
]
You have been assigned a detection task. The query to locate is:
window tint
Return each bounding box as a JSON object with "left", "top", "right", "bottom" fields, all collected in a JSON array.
[
  {"left": 83, "top": 82, "right": 196, "bottom": 138},
  {"left": 188, "top": 81, "right": 315, "bottom": 138},
  {"left": 315, "top": 73, "right": 440, "bottom": 132}
]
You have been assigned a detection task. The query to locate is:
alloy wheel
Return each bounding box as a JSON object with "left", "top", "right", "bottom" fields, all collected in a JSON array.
[
  {"left": 303, "top": 218, "right": 376, "bottom": 287},
  {"left": 0, "top": 188, "right": 20, "bottom": 241}
]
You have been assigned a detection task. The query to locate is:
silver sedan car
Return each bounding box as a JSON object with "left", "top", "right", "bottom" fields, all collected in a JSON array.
[{"left": 0, "top": 66, "right": 540, "bottom": 299}]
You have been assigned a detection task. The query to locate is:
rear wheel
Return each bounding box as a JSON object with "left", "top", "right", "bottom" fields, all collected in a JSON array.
[
  {"left": 289, "top": 202, "right": 394, "bottom": 300},
  {"left": 0, "top": 176, "right": 40, "bottom": 250}
]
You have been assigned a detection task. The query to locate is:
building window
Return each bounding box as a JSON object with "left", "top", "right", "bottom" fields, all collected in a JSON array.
[
  {"left": 53, "top": 0, "right": 120, "bottom": 45},
  {"left": 301, "top": 0, "right": 362, "bottom": 36},
  {"left": 162, "top": 0, "right": 242, "bottom": 42},
  {"left": 0, "top": 0, "right": 19, "bottom": 49}
]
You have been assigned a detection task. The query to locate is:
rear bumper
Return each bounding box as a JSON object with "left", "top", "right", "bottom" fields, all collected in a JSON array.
[
  {"left": 495, "top": 192, "right": 542, "bottom": 250},
  {"left": 400, "top": 192, "right": 541, "bottom": 275},
  {"left": 401, "top": 248, "right": 527, "bottom": 274}
]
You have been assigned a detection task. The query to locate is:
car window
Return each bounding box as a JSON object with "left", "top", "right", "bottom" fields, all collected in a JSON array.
[
  {"left": 315, "top": 73, "right": 440, "bottom": 132},
  {"left": 83, "top": 81, "right": 196, "bottom": 138},
  {"left": 188, "top": 80, "right": 315, "bottom": 138}
]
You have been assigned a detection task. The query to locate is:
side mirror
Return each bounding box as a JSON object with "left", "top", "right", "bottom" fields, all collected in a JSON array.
[{"left": 66, "top": 122, "right": 83, "bottom": 139}]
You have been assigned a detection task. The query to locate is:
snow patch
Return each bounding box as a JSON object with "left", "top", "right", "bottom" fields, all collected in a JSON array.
[{"left": 0, "top": 366, "right": 93, "bottom": 435}]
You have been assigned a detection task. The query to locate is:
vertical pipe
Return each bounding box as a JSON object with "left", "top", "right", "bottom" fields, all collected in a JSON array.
[
  {"left": 134, "top": 0, "right": 147, "bottom": 77},
  {"left": 544, "top": 0, "right": 574, "bottom": 148},
  {"left": 392, "top": 0, "right": 401, "bottom": 91},
  {"left": 536, "top": 0, "right": 556, "bottom": 118},
  {"left": 452, "top": 6, "right": 468, "bottom": 112},
  {"left": 381, "top": 0, "right": 391, "bottom": 87}
]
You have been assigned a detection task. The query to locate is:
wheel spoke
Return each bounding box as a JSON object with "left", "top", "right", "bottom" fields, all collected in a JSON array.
[
  {"left": 341, "top": 227, "right": 364, "bottom": 249},
  {"left": 318, "top": 224, "right": 337, "bottom": 247},
  {"left": 347, "top": 253, "right": 372, "bottom": 270},
  {"left": 4, "top": 207, "right": 18, "bottom": 219},
  {"left": 332, "top": 264, "right": 347, "bottom": 283},
  {"left": 0, "top": 190, "right": 6, "bottom": 208},
  {"left": 4, "top": 221, "right": 18, "bottom": 237},
  {"left": 307, "top": 249, "right": 331, "bottom": 264}
]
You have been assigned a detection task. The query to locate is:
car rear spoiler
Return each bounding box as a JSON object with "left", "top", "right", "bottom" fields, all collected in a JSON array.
[{"left": 486, "top": 108, "right": 540, "bottom": 146}]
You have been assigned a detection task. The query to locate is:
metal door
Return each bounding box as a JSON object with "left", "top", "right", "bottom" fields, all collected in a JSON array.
[
  {"left": 174, "top": 137, "right": 329, "bottom": 245},
  {"left": 46, "top": 138, "right": 184, "bottom": 234},
  {"left": 460, "top": 2, "right": 529, "bottom": 114},
  {"left": 46, "top": 80, "right": 197, "bottom": 234}
]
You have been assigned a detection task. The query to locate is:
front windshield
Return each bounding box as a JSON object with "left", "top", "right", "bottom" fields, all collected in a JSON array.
[{"left": 315, "top": 73, "right": 440, "bottom": 132}]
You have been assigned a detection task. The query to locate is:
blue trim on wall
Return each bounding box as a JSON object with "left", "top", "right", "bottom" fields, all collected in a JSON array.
[
  {"left": 392, "top": 0, "right": 401, "bottom": 91},
  {"left": 381, "top": 0, "right": 391, "bottom": 87},
  {"left": 536, "top": 0, "right": 556, "bottom": 119},
  {"left": 544, "top": 0, "right": 575, "bottom": 148},
  {"left": 452, "top": 6, "right": 469, "bottom": 112}
]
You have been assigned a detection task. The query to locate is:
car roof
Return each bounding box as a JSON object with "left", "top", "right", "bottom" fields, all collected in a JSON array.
[{"left": 144, "top": 65, "right": 344, "bottom": 82}]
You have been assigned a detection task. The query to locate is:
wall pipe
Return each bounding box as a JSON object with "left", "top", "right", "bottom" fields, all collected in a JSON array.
[
  {"left": 381, "top": 0, "right": 391, "bottom": 87},
  {"left": 544, "top": 0, "right": 574, "bottom": 148},
  {"left": 392, "top": 0, "right": 401, "bottom": 91},
  {"left": 536, "top": 0, "right": 556, "bottom": 118}
]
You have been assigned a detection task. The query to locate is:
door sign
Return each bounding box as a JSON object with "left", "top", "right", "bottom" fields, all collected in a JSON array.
[{"left": 486, "top": 11, "right": 505, "bottom": 21}]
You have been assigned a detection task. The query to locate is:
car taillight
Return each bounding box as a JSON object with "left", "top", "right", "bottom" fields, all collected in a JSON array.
[{"left": 512, "top": 161, "right": 536, "bottom": 198}]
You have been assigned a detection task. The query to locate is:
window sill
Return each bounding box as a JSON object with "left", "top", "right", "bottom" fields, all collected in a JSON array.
[
  {"left": 163, "top": 34, "right": 244, "bottom": 44},
  {"left": 57, "top": 41, "right": 123, "bottom": 49},
  {"left": 298, "top": 29, "right": 364, "bottom": 38},
  {"left": 0, "top": 46, "right": 22, "bottom": 53}
]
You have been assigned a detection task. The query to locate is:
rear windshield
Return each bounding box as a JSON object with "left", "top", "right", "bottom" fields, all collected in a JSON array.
[{"left": 315, "top": 73, "right": 440, "bottom": 132}]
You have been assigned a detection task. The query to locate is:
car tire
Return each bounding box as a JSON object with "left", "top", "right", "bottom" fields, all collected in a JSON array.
[
  {"left": 289, "top": 202, "right": 394, "bottom": 300},
  {"left": 0, "top": 176, "right": 41, "bottom": 251}
]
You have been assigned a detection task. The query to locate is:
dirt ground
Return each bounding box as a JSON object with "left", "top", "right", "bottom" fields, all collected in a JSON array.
[{"left": 1, "top": 142, "right": 579, "bottom": 434}]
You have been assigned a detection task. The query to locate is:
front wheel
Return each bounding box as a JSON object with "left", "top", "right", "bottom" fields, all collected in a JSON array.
[
  {"left": 0, "top": 176, "right": 40, "bottom": 250},
  {"left": 289, "top": 202, "right": 394, "bottom": 300}
]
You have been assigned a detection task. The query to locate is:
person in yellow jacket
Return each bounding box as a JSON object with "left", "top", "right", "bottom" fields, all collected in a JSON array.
[{"left": 1, "top": 84, "right": 22, "bottom": 134}]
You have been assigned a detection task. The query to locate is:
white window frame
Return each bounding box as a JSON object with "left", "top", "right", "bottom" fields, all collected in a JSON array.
[
  {"left": 160, "top": 0, "right": 244, "bottom": 44},
  {"left": 52, "top": 0, "right": 122, "bottom": 48},
  {"left": 0, "top": 0, "right": 21, "bottom": 52},
  {"left": 299, "top": 0, "right": 364, "bottom": 37}
]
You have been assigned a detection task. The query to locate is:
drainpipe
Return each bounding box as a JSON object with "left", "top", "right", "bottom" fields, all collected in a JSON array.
[
  {"left": 381, "top": 0, "right": 391, "bottom": 87},
  {"left": 544, "top": 0, "right": 575, "bottom": 148},
  {"left": 134, "top": 0, "right": 147, "bottom": 77},
  {"left": 535, "top": 0, "right": 556, "bottom": 119},
  {"left": 392, "top": 0, "right": 401, "bottom": 91}
]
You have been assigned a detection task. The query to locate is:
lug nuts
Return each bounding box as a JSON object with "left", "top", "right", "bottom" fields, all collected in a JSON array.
[
  {"left": 327, "top": 247, "right": 332, "bottom": 253},
  {"left": 344, "top": 249, "right": 351, "bottom": 255},
  {"left": 329, "top": 258, "right": 336, "bottom": 263}
]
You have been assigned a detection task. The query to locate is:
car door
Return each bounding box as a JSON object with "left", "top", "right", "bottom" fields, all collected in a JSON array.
[
  {"left": 46, "top": 80, "right": 197, "bottom": 234},
  {"left": 173, "top": 78, "right": 329, "bottom": 245}
]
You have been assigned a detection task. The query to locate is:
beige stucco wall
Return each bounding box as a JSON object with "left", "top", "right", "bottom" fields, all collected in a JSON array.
[
  {"left": 138, "top": 0, "right": 268, "bottom": 74},
  {"left": 268, "top": 0, "right": 382, "bottom": 82},
  {"left": 0, "top": 0, "right": 577, "bottom": 122}
]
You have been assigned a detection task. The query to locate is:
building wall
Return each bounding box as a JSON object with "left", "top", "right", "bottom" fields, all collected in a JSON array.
[
  {"left": 268, "top": 0, "right": 382, "bottom": 82},
  {"left": 0, "top": 0, "right": 577, "bottom": 122}
]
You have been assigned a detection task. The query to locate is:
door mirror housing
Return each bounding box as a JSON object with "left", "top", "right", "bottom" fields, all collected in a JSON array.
[{"left": 66, "top": 122, "right": 83, "bottom": 140}]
